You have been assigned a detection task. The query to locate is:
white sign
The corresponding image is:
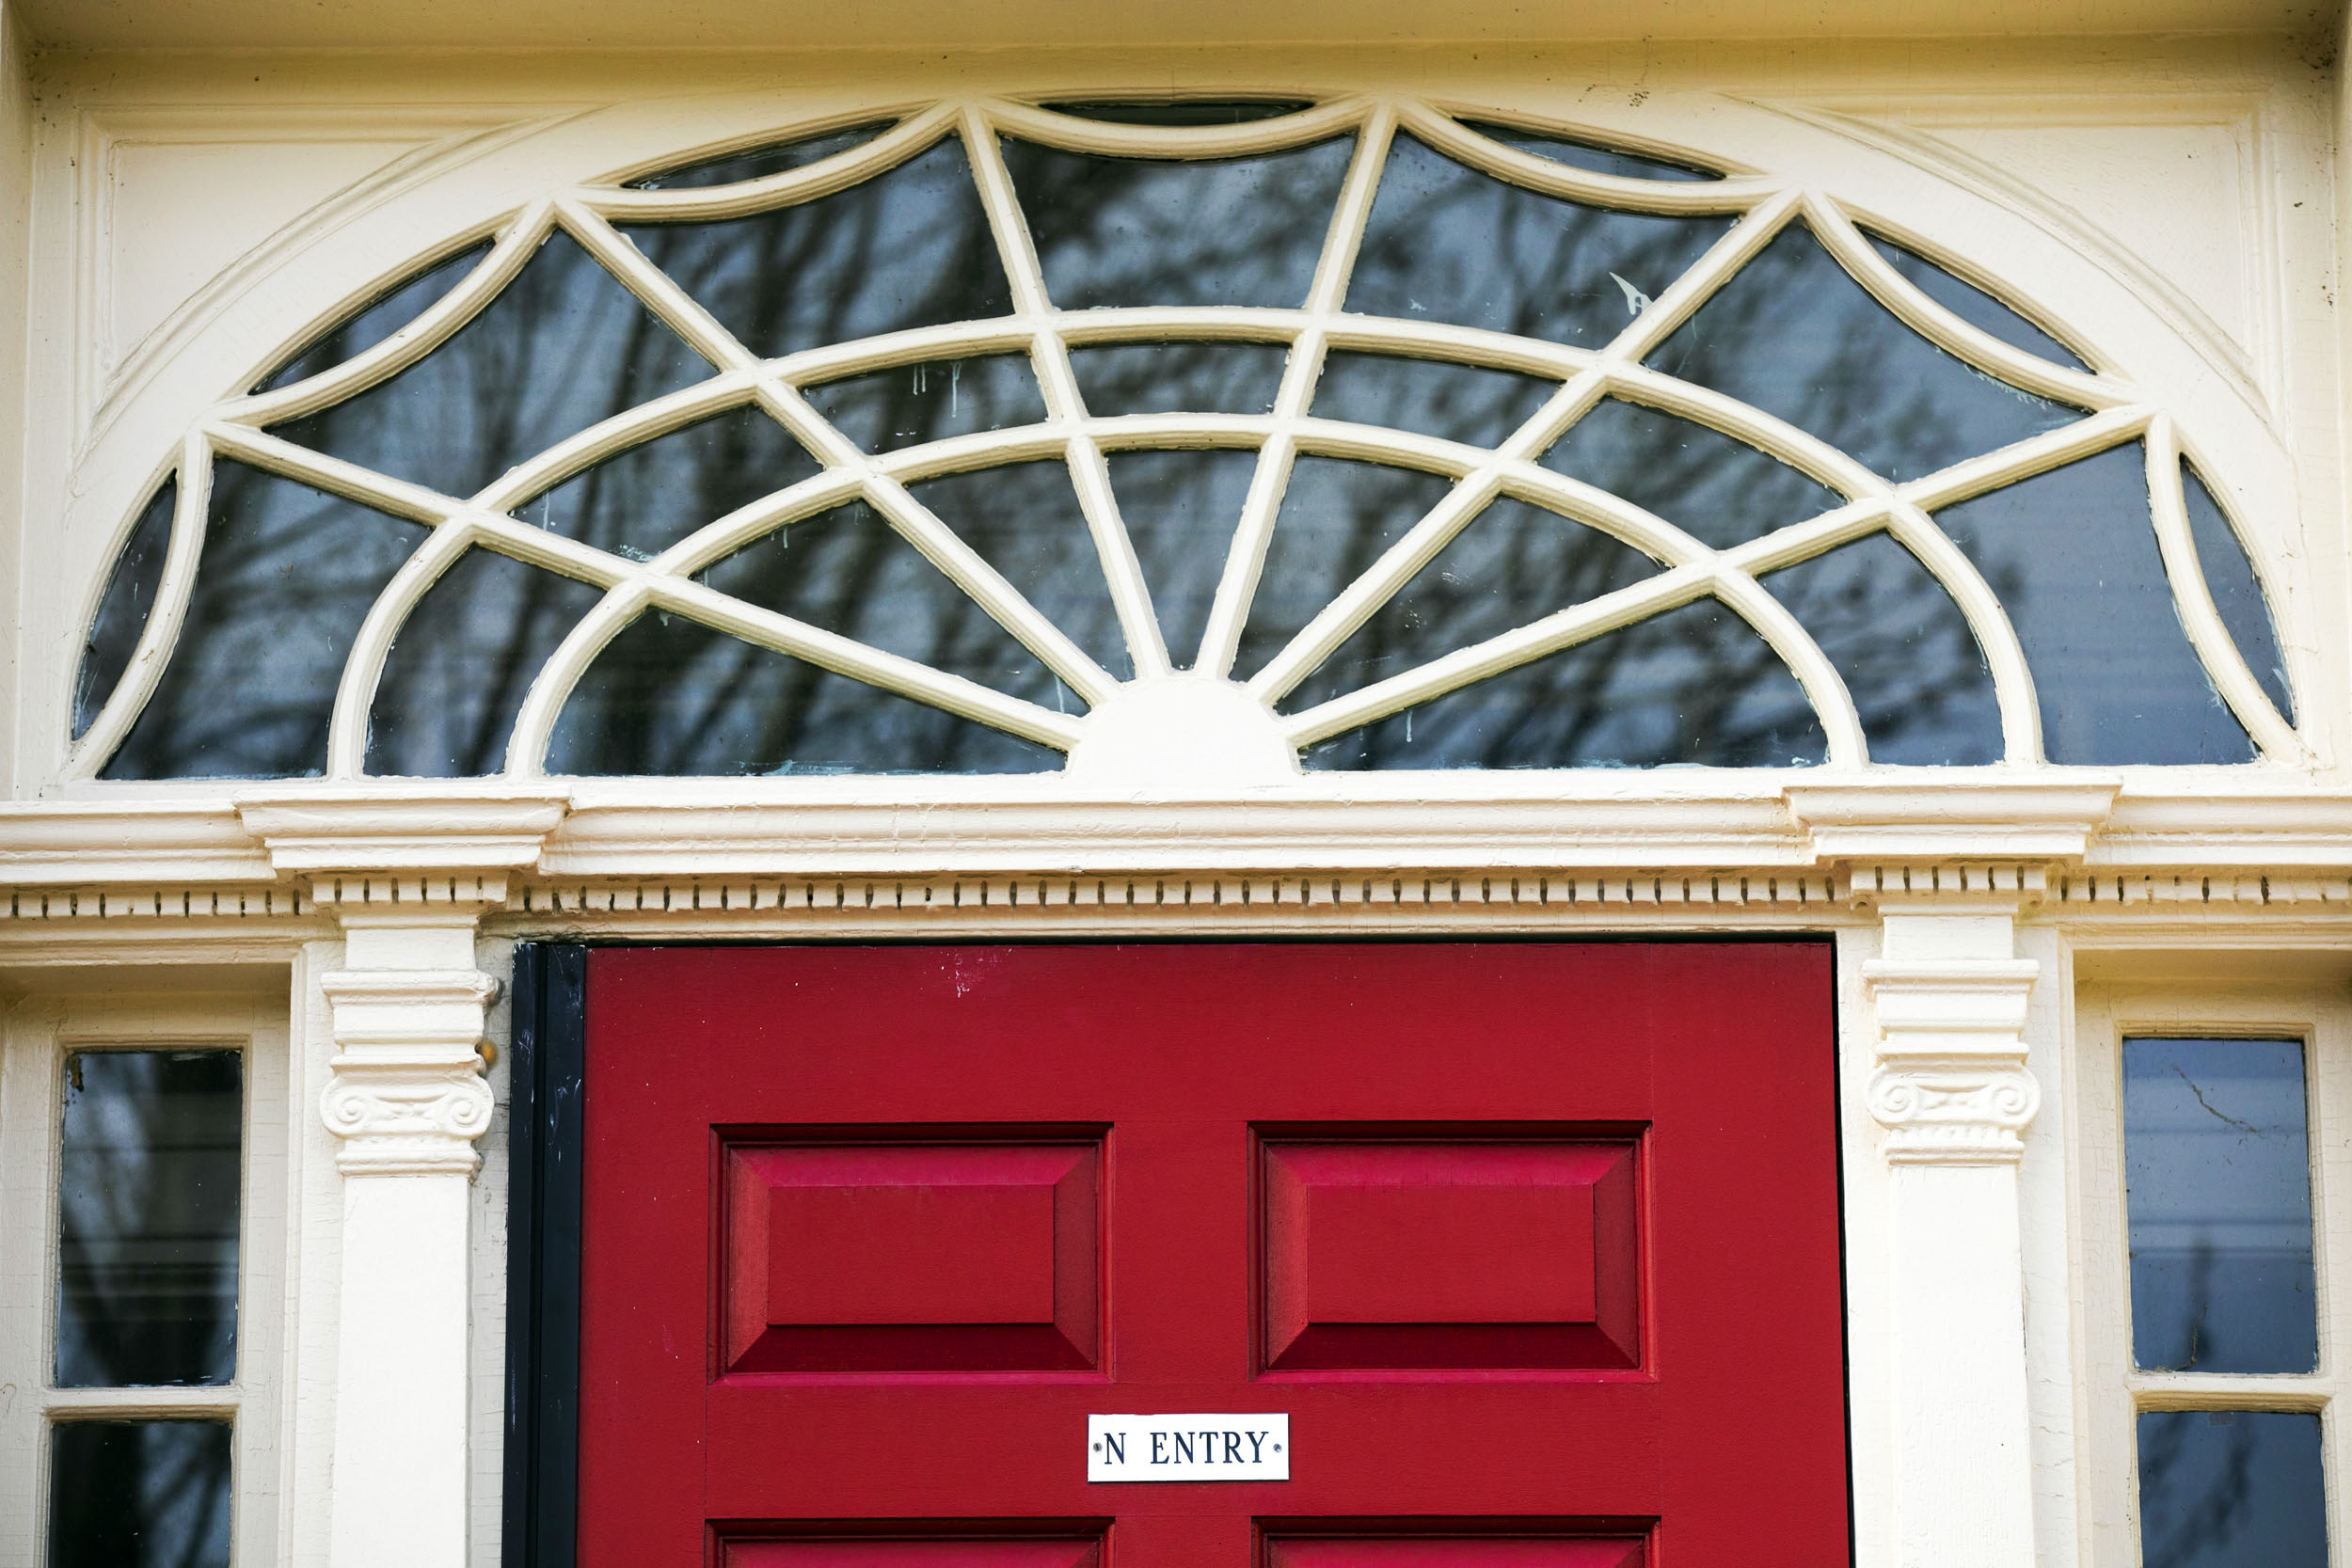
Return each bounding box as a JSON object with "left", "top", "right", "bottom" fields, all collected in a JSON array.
[{"left": 1087, "top": 1413, "right": 1290, "bottom": 1482}]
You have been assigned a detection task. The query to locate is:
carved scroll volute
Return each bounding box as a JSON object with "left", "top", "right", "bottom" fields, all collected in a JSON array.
[
  {"left": 318, "top": 966, "right": 500, "bottom": 1176},
  {"left": 1862, "top": 956, "right": 2043, "bottom": 1165}
]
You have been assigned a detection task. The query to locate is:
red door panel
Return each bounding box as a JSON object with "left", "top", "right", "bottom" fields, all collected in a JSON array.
[{"left": 579, "top": 943, "right": 1846, "bottom": 1566}]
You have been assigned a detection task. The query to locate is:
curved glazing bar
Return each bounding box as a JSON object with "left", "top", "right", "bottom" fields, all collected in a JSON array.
[
  {"left": 78, "top": 96, "right": 2303, "bottom": 781},
  {"left": 628, "top": 120, "right": 898, "bottom": 190},
  {"left": 75, "top": 479, "right": 176, "bottom": 739}
]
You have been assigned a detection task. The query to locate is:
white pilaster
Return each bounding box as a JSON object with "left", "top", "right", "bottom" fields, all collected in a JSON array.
[
  {"left": 238, "top": 792, "right": 567, "bottom": 1568},
  {"left": 1862, "top": 881, "right": 2043, "bottom": 1568}
]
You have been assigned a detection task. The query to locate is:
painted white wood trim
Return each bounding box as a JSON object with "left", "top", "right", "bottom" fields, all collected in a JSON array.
[{"left": 1866, "top": 900, "right": 2042, "bottom": 1568}]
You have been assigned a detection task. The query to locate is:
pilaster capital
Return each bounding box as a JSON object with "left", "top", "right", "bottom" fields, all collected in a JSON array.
[
  {"left": 317, "top": 966, "right": 499, "bottom": 1177},
  {"left": 250, "top": 789, "right": 563, "bottom": 1177},
  {"left": 1862, "top": 915, "right": 2043, "bottom": 1167}
]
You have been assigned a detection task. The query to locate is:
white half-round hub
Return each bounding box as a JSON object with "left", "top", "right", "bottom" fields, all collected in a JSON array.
[{"left": 1063, "top": 677, "right": 1302, "bottom": 793}]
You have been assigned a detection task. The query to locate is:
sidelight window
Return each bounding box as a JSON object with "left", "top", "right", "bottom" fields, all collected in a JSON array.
[
  {"left": 0, "top": 998, "right": 287, "bottom": 1568},
  {"left": 2080, "top": 983, "right": 2351, "bottom": 1568},
  {"left": 69, "top": 98, "right": 2298, "bottom": 781}
]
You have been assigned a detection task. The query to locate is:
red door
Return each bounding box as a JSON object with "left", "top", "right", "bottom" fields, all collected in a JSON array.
[{"left": 578, "top": 943, "right": 1847, "bottom": 1567}]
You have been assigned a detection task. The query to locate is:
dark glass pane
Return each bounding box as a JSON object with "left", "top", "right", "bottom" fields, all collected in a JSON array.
[
  {"left": 105, "top": 464, "right": 424, "bottom": 780},
  {"left": 1068, "top": 341, "right": 1289, "bottom": 416},
  {"left": 546, "top": 611, "right": 1059, "bottom": 775},
  {"left": 364, "top": 550, "right": 605, "bottom": 777},
  {"left": 516, "top": 403, "right": 823, "bottom": 561},
  {"left": 627, "top": 135, "right": 1013, "bottom": 358},
  {"left": 1042, "top": 100, "right": 1317, "bottom": 126},
  {"left": 1306, "top": 596, "right": 1826, "bottom": 769},
  {"left": 1762, "top": 533, "right": 2002, "bottom": 765},
  {"left": 1236, "top": 456, "right": 1457, "bottom": 681},
  {"left": 2138, "top": 1411, "right": 2327, "bottom": 1568},
  {"left": 905, "top": 461, "right": 1133, "bottom": 679},
  {"left": 803, "top": 355, "right": 1047, "bottom": 451},
  {"left": 1865, "top": 232, "right": 2088, "bottom": 371},
  {"left": 1104, "top": 450, "right": 1261, "bottom": 668},
  {"left": 1460, "top": 119, "right": 1722, "bottom": 182},
  {"left": 48, "top": 1420, "right": 231, "bottom": 1568},
  {"left": 55, "top": 1051, "right": 242, "bottom": 1387},
  {"left": 2124, "top": 1037, "right": 2315, "bottom": 1374},
  {"left": 1310, "top": 352, "right": 1558, "bottom": 448},
  {"left": 1347, "top": 132, "right": 1733, "bottom": 347},
  {"left": 629, "top": 120, "right": 895, "bottom": 189},
  {"left": 274, "top": 232, "right": 711, "bottom": 499},
  {"left": 2183, "top": 462, "right": 2295, "bottom": 721},
  {"left": 1647, "top": 222, "right": 2079, "bottom": 483},
  {"left": 1934, "top": 444, "right": 2255, "bottom": 765},
  {"left": 76, "top": 480, "right": 176, "bottom": 738},
  {"left": 1540, "top": 397, "right": 1843, "bottom": 549},
  {"left": 1003, "top": 135, "right": 1356, "bottom": 309},
  {"left": 1284, "top": 496, "right": 1658, "bottom": 710},
  {"left": 258, "top": 244, "right": 489, "bottom": 393},
  {"left": 701, "top": 499, "right": 1076, "bottom": 711}
]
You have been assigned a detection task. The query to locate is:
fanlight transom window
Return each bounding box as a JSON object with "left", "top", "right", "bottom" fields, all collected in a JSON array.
[{"left": 71, "top": 96, "right": 2299, "bottom": 783}]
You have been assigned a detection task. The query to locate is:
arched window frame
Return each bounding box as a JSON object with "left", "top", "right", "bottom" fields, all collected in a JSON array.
[{"left": 39, "top": 87, "right": 2325, "bottom": 792}]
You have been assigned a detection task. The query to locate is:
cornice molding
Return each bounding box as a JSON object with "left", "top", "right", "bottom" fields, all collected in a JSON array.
[
  {"left": 0, "top": 782, "right": 2345, "bottom": 933},
  {"left": 1785, "top": 779, "right": 2121, "bottom": 863},
  {"left": 235, "top": 788, "right": 571, "bottom": 876}
]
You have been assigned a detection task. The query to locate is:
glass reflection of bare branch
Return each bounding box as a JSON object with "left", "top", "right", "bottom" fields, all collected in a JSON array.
[{"left": 80, "top": 102, "right": 2298, "bottom": 780}]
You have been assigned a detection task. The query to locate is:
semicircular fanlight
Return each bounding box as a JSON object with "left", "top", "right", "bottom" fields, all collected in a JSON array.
[{"left": 78, "top": 98, "right": 2296, "bottom": 782}]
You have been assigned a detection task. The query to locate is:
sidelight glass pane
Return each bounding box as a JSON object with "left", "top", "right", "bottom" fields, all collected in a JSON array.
[
  {"left": 1348, "top": 132, "right": 1733, "bottom": 348},
  {"left": 48, "top": 1420, "right": 232, "bottom": 1568},
  {"left": 2137, "top": 1411, "right": 2327, "bottom": 1568},
  {"left": 55, "top": 1051, "right": 242, "bottom": 1388},
  {"left": 2124, "top": 1037, "right": 2315, "bottom": 1374},
  {"left": 104, "top": 465, "right": 424, "bottom": 780},
  {"left": 1004, "top": 135, "right": 1357, "bottom": 310},
  {"left": 76, "top": 479, "right": 177, "bottom": 738}
]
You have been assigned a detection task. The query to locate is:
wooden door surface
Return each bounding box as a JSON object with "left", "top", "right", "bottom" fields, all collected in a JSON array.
[{"left": 578, "top": 942, "right": 1848, "bottom": 1566}]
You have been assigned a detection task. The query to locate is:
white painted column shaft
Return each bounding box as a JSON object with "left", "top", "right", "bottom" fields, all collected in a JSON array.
[
  {"left": 319, "top": 913, "right": 498, "bottom": 1568},
  {"left": 1867, "top": 906, "right": 2042, "bottom": 1568}
]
